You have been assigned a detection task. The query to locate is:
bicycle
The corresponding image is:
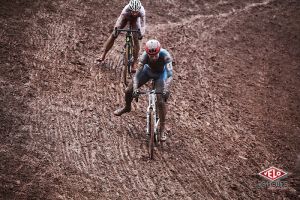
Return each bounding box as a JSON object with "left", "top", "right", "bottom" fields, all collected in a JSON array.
[
  {"left": 135, "top": 81, "right": 165, "bottom": 159},
  {"left": 114, "top": 27, "right": 142, "bottom": 86}
]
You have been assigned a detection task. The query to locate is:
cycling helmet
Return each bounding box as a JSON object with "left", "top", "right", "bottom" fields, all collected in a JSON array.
[
  {"left": 145, "top": 39, "right": 161, "bottom": 55},
  {"left": 129, "top": 0, "right": 142, "bottom": 12}
]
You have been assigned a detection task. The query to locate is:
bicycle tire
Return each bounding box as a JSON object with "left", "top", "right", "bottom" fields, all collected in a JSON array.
[
  {"left": 148, "top": 110, "right": 155, "bottom": 159},
  {"left": 155, "top": 105, "right": 163, "bottom": 148},
  {"left": 127, "top": 43, "right": 132, "bottom": 75},
  {"left": 122, "top": 43, "right": 134, "bottom": 86},
  {"left": 122, "top": 45, "right": 129, "bottom": 86}
]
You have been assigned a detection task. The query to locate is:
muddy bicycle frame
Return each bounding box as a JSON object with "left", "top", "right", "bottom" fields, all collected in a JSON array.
[
  {"left": 135, "top": 84, "right": 164, "bottom": 159},
  {"left": 114, "top": 27, "right": 141, "bottom": 85}
]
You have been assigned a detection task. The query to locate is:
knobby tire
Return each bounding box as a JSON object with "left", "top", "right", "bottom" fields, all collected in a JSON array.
[{"left": 149, "top": 110, "right": 155, "bottom": 159}]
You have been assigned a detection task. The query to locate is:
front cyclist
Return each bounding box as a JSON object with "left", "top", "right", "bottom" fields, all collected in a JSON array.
[
  {"left": 114, "top": 39, "right": 173, "bottom": 141},
  {"left": 96, "top": 0, "right": 146, "bottom": 72}
]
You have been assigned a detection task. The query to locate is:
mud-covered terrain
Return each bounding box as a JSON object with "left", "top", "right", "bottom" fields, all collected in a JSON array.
[{"left": 0, "top": 0, "right": 299, "bottom": 199}]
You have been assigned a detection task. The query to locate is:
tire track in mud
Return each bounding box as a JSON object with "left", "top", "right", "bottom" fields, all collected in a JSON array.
[
  {"left": 30, "top": 58, "right": 154, "bottom": 197},
  {"left": 30, "top": 48, "right": 222, "bottom": 196},
  {"left": 152, "top": 0, "right": 274, "bottom": 31},
  {"left": 139, "top": 1, "right": 278, "bottom": 199},
  {"left": 19, "top": 0, "right": 298, "bottom": 199}
]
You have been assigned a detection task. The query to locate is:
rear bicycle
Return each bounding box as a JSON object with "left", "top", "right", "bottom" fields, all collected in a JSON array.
[
  {"left": 122, "top": 35, "right": 134, "bottom": 86},
  {"left": 115, "top": 28, "right": 142, "bottom": 86}
]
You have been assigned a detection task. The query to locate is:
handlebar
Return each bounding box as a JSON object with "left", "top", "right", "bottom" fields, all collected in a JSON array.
[
  {"left": 137, "top": 90, "right": 163, "bottom": 95},
  {"left": 134, "top": 90, "right": 165, "bottom": 102},
  {"left": 114, "top": 27, "right": 142, "bottom": 39},
  {"left": 116, "top": 28, "right": 140, "bottom": 33}
]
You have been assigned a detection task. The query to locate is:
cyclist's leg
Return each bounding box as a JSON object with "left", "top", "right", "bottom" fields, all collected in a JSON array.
[
  {"left": 154, "top": 69, "right": 169, "bottom": 140},
  {"left": 114, "top": 65, "right": 150, "bottom": 116},
  {"left": 131, "top": 19, "right": 141, "bottom": 72},
  {"left": 98, "top": 16, "right": 127, "bottom": 62}
]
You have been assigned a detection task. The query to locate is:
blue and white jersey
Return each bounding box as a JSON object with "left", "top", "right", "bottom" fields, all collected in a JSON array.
[{"left": 139, "top": 48, "right": 173, "bottom": 74}]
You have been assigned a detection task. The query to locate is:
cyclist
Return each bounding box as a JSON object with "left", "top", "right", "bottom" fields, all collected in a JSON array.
[
  {"left": 96, "top": 0, "right": 146, "bottom": 72},
  {"left": 114, "top": 39, "right": 173, "bottom": 141}
]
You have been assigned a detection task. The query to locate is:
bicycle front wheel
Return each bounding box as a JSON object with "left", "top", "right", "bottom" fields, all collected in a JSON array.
[
  {"left": 148, "top": 110, "right": 155, "bottom": 159},
  {"left": 121, "top": 45, "right": 129, "bottom": 86}
]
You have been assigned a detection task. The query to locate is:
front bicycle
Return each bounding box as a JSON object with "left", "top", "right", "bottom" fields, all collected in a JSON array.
[
  {"left": 135, "top": 85, "right": 164, "bottom": 159},
  {"left": 114, "top": 27, "right": 142, "bottom": 86}
]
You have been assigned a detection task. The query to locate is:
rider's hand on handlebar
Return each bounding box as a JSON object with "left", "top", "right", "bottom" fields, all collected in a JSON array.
[
  {"left": 133, "top": 89, "right": 140, "bottom": 98},
  {"left": 137, "top": 28, "right": 143, "bottom": 40},
  {"left": 113, "top": 27, "right": 118, "bottom": 38},
  {"left": 162, "top": 90, "right": 170, "bottom": 100}
]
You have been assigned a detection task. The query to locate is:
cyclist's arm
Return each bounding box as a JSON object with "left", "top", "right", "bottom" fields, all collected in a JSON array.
[
  {"left": 114, "top": 6, "right": 128, "bottom": 35},
  {"left": 164, "top": 49, "right": 173, "bottom": 92},
  {"left": 166, "top": 62, "right": 173, "bottom": 78},
  {"left": 133, "top": 63, "right": 143, "bottom": 91},
  {"left": 133, "top": 53, "right": 147, "bottom": 91},
  {"left": 165, "top": 62, "right": 173, "bottom": 92},
  {"left": 140, "top": 7, "right": 146, "bottom": 35}
]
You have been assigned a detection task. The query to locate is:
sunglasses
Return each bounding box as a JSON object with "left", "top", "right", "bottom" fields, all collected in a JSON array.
[{"left": 147, "top": 49, "right": 159, "bottom": 54}]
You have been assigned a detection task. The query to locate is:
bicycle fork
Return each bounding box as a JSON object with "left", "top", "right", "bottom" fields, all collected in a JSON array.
[{"left": 146, "top": 93, "right": 159, "bottom": 136}]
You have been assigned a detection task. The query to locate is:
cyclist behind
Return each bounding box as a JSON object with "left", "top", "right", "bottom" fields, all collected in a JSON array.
[
  {"left": 114, "top": 39, "right": 173, "bottom": 141},
  {"left": 96, "top": 0, "right": 145, "bottom": 72}
]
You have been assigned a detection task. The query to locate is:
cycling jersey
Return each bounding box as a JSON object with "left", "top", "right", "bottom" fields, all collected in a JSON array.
[
  {"left": 135, "top": 49, "right": 173, "bottom": 91},
  {"left": 139, "top": 48, "right": 172, "bottom": 74},
  {"left": 115, "top": 4, "right": 146, "bottom": 35}
]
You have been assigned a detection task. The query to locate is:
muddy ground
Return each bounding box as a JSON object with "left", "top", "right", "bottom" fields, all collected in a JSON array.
[{"left": 0, "top": 0, "right": 299, "bottom": 199}]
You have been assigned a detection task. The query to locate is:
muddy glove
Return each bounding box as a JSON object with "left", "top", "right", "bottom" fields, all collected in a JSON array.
[
  {"left": 162, "top": 90, "right": 170, "bottom": 101},
  {"left": 133, "top": 89, "right": 140, "bottom": 98},
  {"left": 112, "top": 27, "right": 119, "bottom": 38},
  {"left": 137, "top": 29, "right": 143, "bottom": 40}
]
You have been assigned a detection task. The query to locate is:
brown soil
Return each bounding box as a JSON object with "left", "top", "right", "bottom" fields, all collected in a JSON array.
[{"left": 0, "top": 0, "right": 299, "bottom": 199}]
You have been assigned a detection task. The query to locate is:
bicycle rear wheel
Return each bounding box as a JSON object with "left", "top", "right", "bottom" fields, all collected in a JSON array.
[
  {"left": 148, "top": 110, "right": 155, "bottom": 159},
  {"left": 121, "top": 42, "right": 133, "bottom": 86}
]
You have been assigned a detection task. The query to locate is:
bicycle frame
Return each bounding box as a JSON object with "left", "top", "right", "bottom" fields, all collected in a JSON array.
[
  {"left": 115, "top": 28, "right": 141, "bottom": 85},
  {"left": 136, "top": 87, "right": 163, "bottom": 159},
  {"left": 146, "top": 90, "right": 160, "bottom": 137},
  {"left": 125, "top": 33, "right": 133, "bottom": 74}
]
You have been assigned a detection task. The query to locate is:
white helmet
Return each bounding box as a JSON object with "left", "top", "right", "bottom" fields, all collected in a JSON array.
[
  {"left": 129, "top": 0, "right": 142, "bottom": 11},
  {"left": 145, "top": 39, "right": 161, "bottom": 55}
]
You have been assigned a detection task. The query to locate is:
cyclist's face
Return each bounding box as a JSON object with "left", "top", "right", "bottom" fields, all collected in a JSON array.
[
  {"left": 148, "top": 54, "right": 159, "bottom": 61},
  {"left": 131, "top": 11, "right": 139, "bottom": 16}
]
